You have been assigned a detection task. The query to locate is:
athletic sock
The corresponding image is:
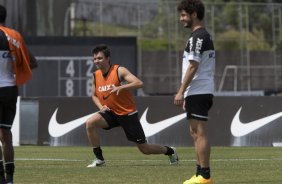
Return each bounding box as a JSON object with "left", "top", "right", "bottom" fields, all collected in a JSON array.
[
  {"left": 93, "top": 147, "right": 104, "bottom": 161},
  {"left": 5, "top": 162, "right": 14, "bottom": 183},
  {"left": 196, "top": 164, "right": 201, "bottom": 176},
  {"left": 200, "top": 167, "right": 210, "bottom": 179},
  {"left": 164, "top": 146, "right": 174, "bottom": 155}
]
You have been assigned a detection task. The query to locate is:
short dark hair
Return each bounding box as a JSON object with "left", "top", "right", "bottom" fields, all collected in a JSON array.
[
  {"left": 0, "top": 5, "right": 6, "bottom": 23},
  {"left": 177, "top": 0, "right": 205, "bottom": 21},
  {"left": 92, "top": 44, "right": 111, "bottom": 58}
]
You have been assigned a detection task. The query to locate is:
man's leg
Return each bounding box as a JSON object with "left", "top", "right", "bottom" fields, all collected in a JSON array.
[
  {"left": 183, "top": 95, "right": 213, "bottom": 184},
  {"left": 85, "top": 113, "right": 109, "bottom": 167},
  {"left": 189, "top": 122, "right": 202, "bottom": 177},
  {"left": 190, "top": 119, "right": 211, "bottom": 181},
  {"left": 0, "top": 105, "right": 5, "bottom": 183},
  {"left": 0, "top": 96, "right": 17, "bottom": 183},
  {"left": 0, "top": 144, "right": 6, "bottom": 184},
  {"left": 118, "top": 112, "right": 178, "bottom": 165},
  {"left": 136, "top": 143, "right": 167, "bottom": 155},
  {"left": 0, "top": 129, "right": 14, "bottom": 183},
  {"left": 136, "top": 143, "right": 178, "bottom": 165},
  {"left": 190, "top": 119, "right": 210, "bottom": 168},
  {"left": 0, "top": 154, "right": 5, "bottom": 184}
]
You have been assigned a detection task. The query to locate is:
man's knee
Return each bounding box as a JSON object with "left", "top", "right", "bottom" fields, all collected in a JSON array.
[
  {"left": 0, "top": 129, "right": 12, "bottom": 145},
  {"left": 85, "top": 116, "right": 100, "bottom": 129}
]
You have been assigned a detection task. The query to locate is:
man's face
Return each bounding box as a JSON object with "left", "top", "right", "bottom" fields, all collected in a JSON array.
[
  {"left": 93, "top": 51, "right": 109, "bottom": 69},
  {"left": 179, "top": 10, "right": 193, "bottom": 28}
]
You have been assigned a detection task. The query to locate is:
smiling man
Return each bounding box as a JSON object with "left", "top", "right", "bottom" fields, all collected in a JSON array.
[
  {"left": 174, "top": 0, "right": 215, "bottom": 184},
  {"left": 85, "top": 44, "right": 178, "bottom": 168}
]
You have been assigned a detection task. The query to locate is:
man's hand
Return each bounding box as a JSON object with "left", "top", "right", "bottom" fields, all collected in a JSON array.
[
  {"left": 174, "top": 92, "right": 184, "bottom": 106},
  {"left": 110, "top": 86, "right": 122, "bottom": 95},
  {"left": 100, "top": 105, "right": 111, "bottom": 113}
]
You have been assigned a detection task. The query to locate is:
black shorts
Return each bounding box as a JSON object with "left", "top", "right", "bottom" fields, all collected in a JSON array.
[
  {"left": 185, "top": 94, "right": 213, "bottom": 121},
  {"left": 0, "top": 96, "right": 18, "bottom": 129},
  {"left": 99, "top": 111, "right": 147, "bottom": 144}
]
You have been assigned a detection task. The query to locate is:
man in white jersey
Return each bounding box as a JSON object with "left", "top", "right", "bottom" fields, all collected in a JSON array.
[
  {"left": 0, "top": 5, "right": 37, "bottom": 184},
  {"left": 174, "top": 0, "right": 215, "bottom": 184}
]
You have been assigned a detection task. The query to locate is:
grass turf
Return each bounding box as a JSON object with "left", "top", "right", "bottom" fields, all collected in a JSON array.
[{"left": 14, "top": 146, "right": 282, "bottom": 184}]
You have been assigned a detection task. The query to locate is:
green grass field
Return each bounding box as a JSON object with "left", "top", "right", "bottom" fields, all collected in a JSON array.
[{"left": 14, "top": 146, "right": 282, "bottom": 184}]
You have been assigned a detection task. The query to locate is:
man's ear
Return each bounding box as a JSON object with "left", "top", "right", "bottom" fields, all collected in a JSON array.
[{"left": 192, "top": 12, "right": 197, "bottom": 19}]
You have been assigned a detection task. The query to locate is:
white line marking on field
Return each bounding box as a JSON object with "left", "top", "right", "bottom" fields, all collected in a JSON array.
[
  {"left": 15, "top": 158, "right": 282, "bottom": 162},
  {"left": 16, "top": 158, "right": 84, "bottom": 162},
  {"left": 211, "top": 158, "right": 282, "bottom": 162}
]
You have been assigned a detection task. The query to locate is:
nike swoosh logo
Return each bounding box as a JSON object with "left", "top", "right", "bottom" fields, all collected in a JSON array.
[
  {"left": 48, "top": 108, "right": 98, "bottom": 137},
  {"left": 231, "top": 107, "right": 282, "bottom": 137},
  {"left": 140, "top": 108, "right": 186, "bottom": 137},
  {"left": 102, "top": 93, "right": 112, "bottom": 100},
  {"left": 49, "top": 107, "right": 186, "bottom": 138}
]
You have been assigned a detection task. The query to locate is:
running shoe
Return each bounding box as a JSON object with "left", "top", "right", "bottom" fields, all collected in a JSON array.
[
  {"left": 87, "top": 159, "right": 106, "bottom": 168},
  {"left": 184, "top": 175, "right": 212, "bottom": 184},
  {"left": 183, "top": 175, "right": 197, "bottom": 184},
  {"left": 168, "top": 147, "right": 179, "bottom": 165}
]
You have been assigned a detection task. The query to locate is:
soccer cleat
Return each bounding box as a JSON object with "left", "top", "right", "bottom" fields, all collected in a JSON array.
[
  {"left": 168, "top": 147, "right": 179, "bottom": 165},
  {"left": 183, "top": 175, "right": 212, "bottom": 184},
  {"left": 183, "top": 175, "right": 197, "bottom": 184},
  {"left": 87, "top": 159, "right": 106, "bottom": 168}
]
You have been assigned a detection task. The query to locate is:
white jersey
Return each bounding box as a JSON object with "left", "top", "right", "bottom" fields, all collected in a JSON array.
[
  {"left": 0, "top": 50, "right": 15, "bottom": 87},
  {"left": 182, "top": 27, "right": 215, "bottom": 97}
]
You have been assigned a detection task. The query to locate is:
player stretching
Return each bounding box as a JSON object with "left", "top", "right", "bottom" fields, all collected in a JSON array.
[
  {"left": 174, "top": 0, "right": 215, "bottom": 184},
  {"left": 86, "top": 44, "right": 178, "bottom": 168}
]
